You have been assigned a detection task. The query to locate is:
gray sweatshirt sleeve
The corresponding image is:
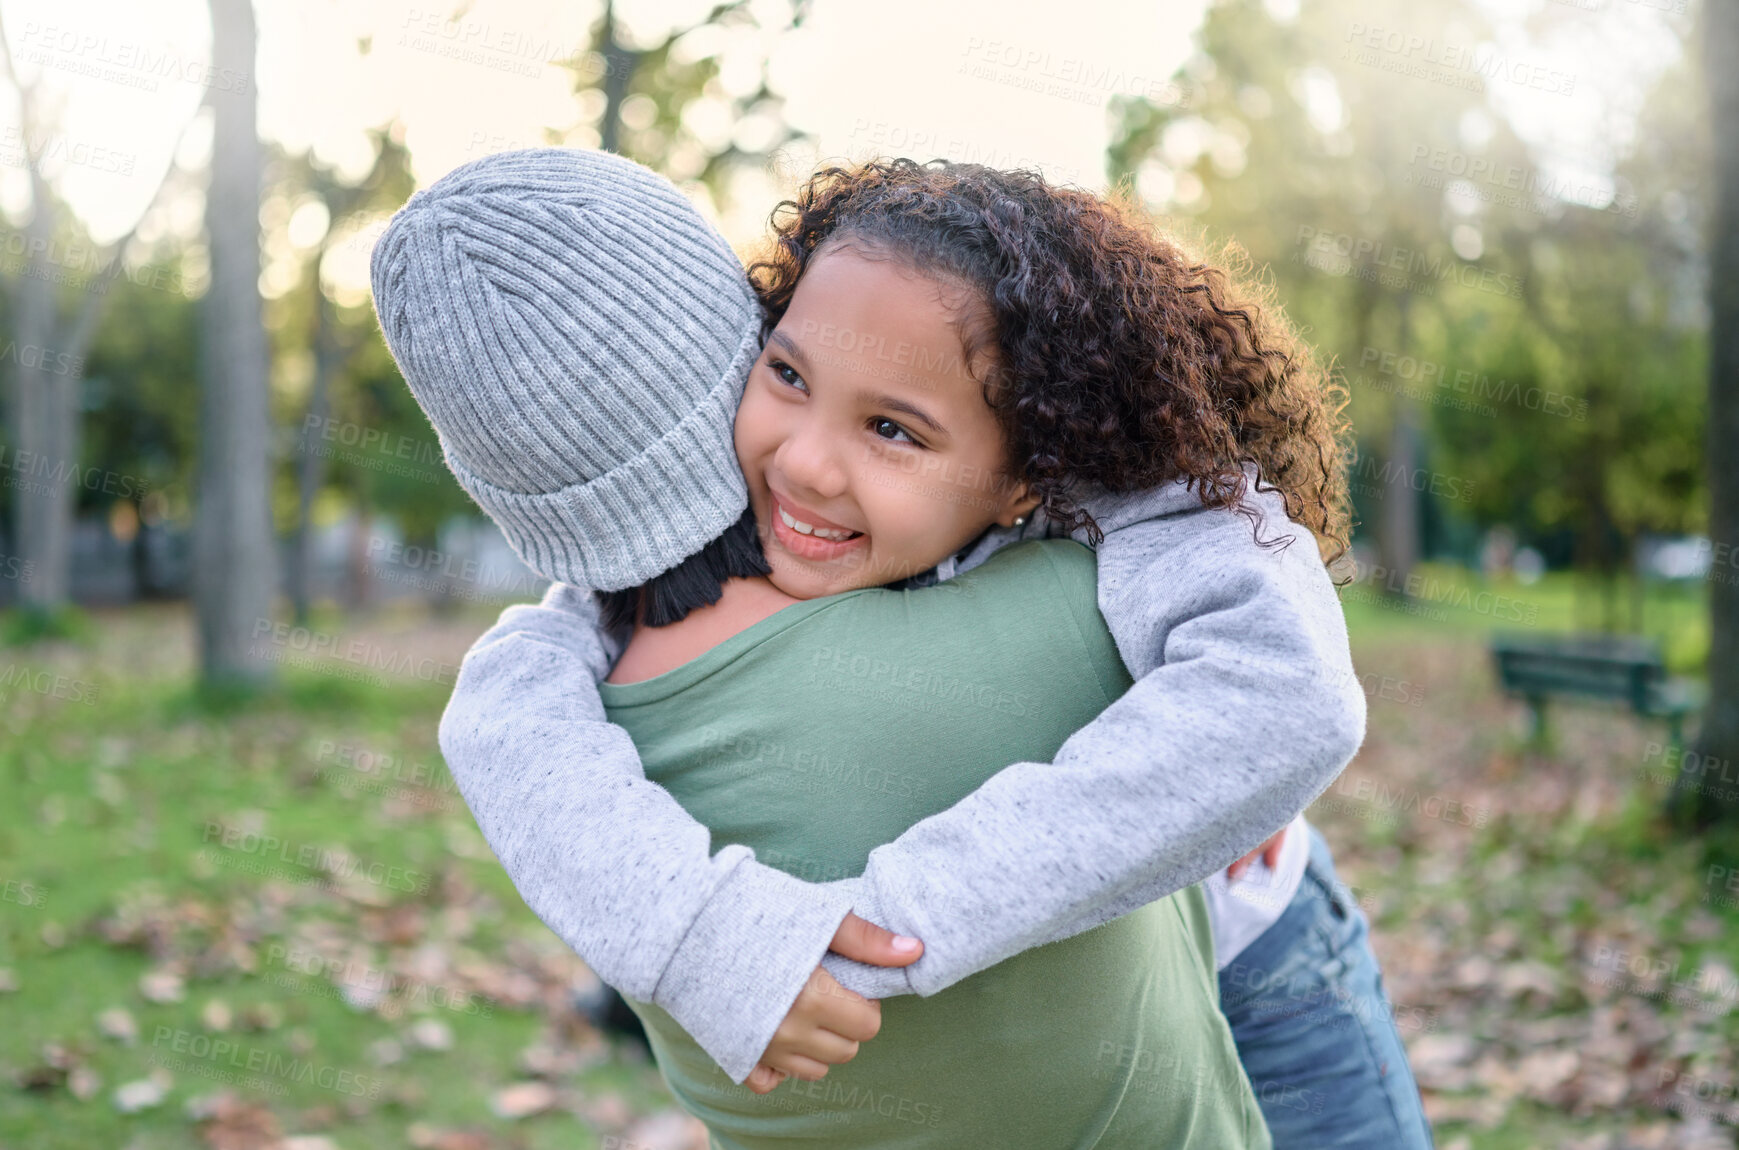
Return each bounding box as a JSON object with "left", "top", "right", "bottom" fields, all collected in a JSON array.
[
  {"left": 437, "top": 581, "right": 855, "bottom": 1084},
  {"left": 441, "top": 471, "right": 1363, "bottom": 1058},
  {"left": 815, "top": 475, "right": 1366, "bottom": 996}
]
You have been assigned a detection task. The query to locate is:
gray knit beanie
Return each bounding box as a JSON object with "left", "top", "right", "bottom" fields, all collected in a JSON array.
[{"left": 369, "top": 147, "right": 760, "bottom": 591}]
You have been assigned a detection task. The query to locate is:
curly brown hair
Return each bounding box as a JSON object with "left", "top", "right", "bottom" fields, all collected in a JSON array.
[{"left": 744, "top": 157, "right": 1354, "bottom": 576}]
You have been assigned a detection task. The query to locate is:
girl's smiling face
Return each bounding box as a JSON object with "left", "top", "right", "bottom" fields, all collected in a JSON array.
[{"left": 734, "top": 242, "right": 1040, "bottom": 600}]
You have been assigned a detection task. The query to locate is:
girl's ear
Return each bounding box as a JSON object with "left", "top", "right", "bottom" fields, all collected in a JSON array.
[{"left": 996, "top": 480, "right": 1044, "bottom": 529}]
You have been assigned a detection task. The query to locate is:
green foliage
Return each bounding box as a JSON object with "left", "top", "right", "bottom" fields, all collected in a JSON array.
[
  {"left": 570, "top": 0, "right": 814, "bottom": 210},
  {"left": 264, "top": 130, "right": 477, "bottom": 552},
  {"left": 78, "top": 274, "right": 202, "bottom": 520},
  {"left": 0, "top": 603, "right": 93, "bottom": 647},
  {"left": 1106, "top": 0, "right": 1706, "bottom": 579},
  {"left": 52, "top": 3, "right": 821, "bottom": 583}
]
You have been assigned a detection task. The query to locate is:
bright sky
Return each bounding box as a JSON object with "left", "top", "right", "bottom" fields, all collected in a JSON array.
[
  {"left": 0, "top": 0, "right": 1209, "bottom": 281},
  {"left": 1468, "top": 0, "right": 1686, "bottom": 209},
  {"left": 0, "top": 0, "right": 1690, "bottom": 303}
]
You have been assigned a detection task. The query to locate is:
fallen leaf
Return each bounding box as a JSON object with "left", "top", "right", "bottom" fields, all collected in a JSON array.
[
  {"left": 282, "top": 1137, "right": 342, "bottom": 1150},
  {"left": 1449, "top": 955, "right": 1497, "bottom": 990},
  {"left": 578, "top": 1092, "right": 632, "bottom": 1129},
  {"left": 1497, "top": 960, "right": 1561, "bottom": 1000},
  {"left": 362, "top": 905, "right": 426, "bottom": 947},
  {"left": 406, "top": 1018, "right": 453, "bottom": 1053},
  {"left": 185, "top": 1091, "right": 238, "bottom": 1121},
  {"left": 517, "top": 1041, "right": 582, "bottom": 1078},
  {"left": 1405, "top": 1031, "right": 1478, "bottom": 1089},
  {"left": 368, "top": 1038, "right": 405, "bottom": 1066},
  {"left": 239, "top": 1002, "right": 283, "bottom": 1031},
  {"left": 114, "top": 1074, "right": 170, "bottom": 1114},
  {"left": 139, "top": 968, "right": 186, "bottom": 1004},
  {"left": 488, "top": 1081, "right": 556, "bottom": 1120},
  {"left": 618, "top": 1110, "right": 710, "bottom": 1150},
  {"left": 68, "top": 1066, "right": 101, "bottom": 1101},
  {"left": 407, "top": 1124, "right": 495, "bottom": 1150},
  {"left": 98, "top": 1007, "right": 139, "bottom": 1044},
  {"left": 202, "top": 999, "right": 234, "bottom": 1032},
  {"left": 296, "top": 1103, "right": 338, "bottom": 1130},
  {"left": 196, "top": 1094, "right": 281, "bottom": 1150},
  {"left": 1514, "top": 1048, "right": 1580, "bottom": 1102},
  {"left": 18, "top": 1043, "right": 79, "bottom": 1092}
]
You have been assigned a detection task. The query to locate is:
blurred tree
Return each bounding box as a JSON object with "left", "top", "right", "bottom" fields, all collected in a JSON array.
[
  {"left": 297, "top": 0, "right": 825, "bottom": 617},
  {"left": 78, "top": 261, "right": 203, "bottom": 594},
  {"left": 1105, "top": 0, "right": 1705, "bottom": 614},
  {"left": 1691, "top": 0, "right": 1739, "bottom": 826},
  {"left": 570, "top": 0, "right": 812, "bottom": 210},
  {"left": 0, "top": 13, "right": 196, "bottom": 617},
  {"left": 78, "top": 276, "right": 201, "bottom": 498},
  {"left": 268, "top": 129, "right": 418, "bottom": 623},
  {"left": 1426, "top": 15, "right": 1705, "bottom": 630},
  {"left": 301, "top": 2, "right": 822, "bottom": 620},
  {"left": 1105, "top": 0, "right": 1512, "bottom": 590},
  {"left": 195, "top": 0, "right": 275, "bottom": 687}
]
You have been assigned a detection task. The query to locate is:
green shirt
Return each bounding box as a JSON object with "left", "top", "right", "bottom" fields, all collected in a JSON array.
[{"left": 598, "top": 540, "right": 1271, "bottom": 1150}]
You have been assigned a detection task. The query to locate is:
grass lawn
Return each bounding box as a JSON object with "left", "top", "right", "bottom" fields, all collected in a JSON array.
[
  {"left": 0, "top": 602, "right": 687, "bottom": 1150},
  {"left": 1339, "top": 562, "right": 1710, "bottom": 673},
  {"left": 1325, "top": 574, "right": 1739, "bottom": 1150},
  {"left": 3, "top": 583, "right": 1738, "bottom": 1150}
]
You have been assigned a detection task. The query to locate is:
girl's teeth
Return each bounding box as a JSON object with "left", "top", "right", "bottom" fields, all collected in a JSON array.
[{"left": 779, "top": 504, "right": 857, "bottom": 541}]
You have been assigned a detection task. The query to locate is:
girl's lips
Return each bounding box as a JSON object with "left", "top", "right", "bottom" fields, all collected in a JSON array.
[{"left": 770, "top": 494, "right": 867, "bottom": 562}]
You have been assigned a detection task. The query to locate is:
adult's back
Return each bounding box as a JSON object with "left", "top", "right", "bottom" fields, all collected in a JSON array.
[{"left": 598, "top": 539, "right": 1271, "bottom": 1150}]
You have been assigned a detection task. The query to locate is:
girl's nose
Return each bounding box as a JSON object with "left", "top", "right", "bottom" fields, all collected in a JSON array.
[{"left": 774, "top": 421, "right": 850, "bottom": 502}]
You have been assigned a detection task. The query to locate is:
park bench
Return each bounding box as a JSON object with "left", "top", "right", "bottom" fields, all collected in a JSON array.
[{"left": 1490, "top": 632, "right": 1702, "bottom": 762}]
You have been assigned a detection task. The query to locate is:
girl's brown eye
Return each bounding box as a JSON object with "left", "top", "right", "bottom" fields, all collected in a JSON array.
[{"left": 872, "top": 417, "right": 916, "bottom": 445}]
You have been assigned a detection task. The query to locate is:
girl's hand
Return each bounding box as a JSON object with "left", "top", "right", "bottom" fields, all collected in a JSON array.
[
  {"left": 745, "top": 912, "right": 924, "bottom": 1094},
  {"left": 1227, "top": 826, "right": 1289, "bottom": 883},
  {"left": 747, "top": 966, "right": 880, "bottom": 1093}
]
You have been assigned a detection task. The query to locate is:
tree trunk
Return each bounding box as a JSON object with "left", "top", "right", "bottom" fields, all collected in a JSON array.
[
  {"left": 1378, "top": 397, "right": 1422, "bottom": 596},
  {"left": 194, "top": 0, "right": 277, "bottom": 687},
  {"left": 289, "top": 265, "right": 339, "bottom": 626},
  {"left": 7, "top": 187, "right": 74, "bottom": 610},
  {"left": 1693, "top": 0, "right": 1739, "bottom": 824},
  {"left": 1379, "top": 299, "right": 1422, "bottom": 597},
  {"left": 346, "top": 499, "right": 373, "bottom": 611},
  {"left": 596, "top": 0, "right": 640, "bottom": 155},
  {"left": 0, "top": 5, "right": 193, "bottom": 618}
]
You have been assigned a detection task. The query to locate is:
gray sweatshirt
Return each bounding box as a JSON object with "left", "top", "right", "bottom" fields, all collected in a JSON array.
[{"left": 437, "top": 472, "right": 1366, "bottom": 1083}]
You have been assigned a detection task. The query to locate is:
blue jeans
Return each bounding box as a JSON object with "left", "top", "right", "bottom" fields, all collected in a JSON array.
[{"left": 1217, "top": 827, "right": 1435, "bottom": 1150}]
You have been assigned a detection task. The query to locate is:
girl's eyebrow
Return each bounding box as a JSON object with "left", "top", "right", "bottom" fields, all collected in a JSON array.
[{"left": 767, "top": 329, "right": 810, "bottom": 366}]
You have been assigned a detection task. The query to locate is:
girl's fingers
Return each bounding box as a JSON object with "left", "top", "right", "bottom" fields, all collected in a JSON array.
[
  {"left": 800, "top": 969, "right": 882, "bottom": 1042},
  {"left": 830, "top": 911, "right": 924, "bottom": 967},
  {"left": 767, "top": 1017, "right": 866, "bottom": 1066},
  {"left": 810, "top": 988, "right": 882, "bottom": 1043},
  {"left": 745, "top": 1064, "right": 787, "bottom": 1094},
  {"left": 777, "top": 1053, "right": 832, "bottom": 1082},
  {"left": 793, "top": 1028, "right": 861, "bottom": 1066}
]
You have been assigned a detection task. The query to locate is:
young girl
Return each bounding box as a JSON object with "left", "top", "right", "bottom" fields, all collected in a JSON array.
[{"left": 372, "top": 147, "right": 1431, "bottom": 1148}]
